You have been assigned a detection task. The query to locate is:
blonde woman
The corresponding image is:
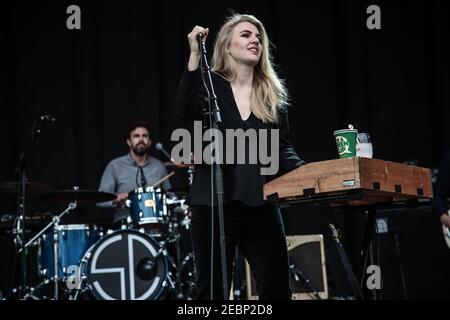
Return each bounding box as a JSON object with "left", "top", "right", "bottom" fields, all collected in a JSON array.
[{"left": 175, "top": 14, "right": 305, "bottom": 300}]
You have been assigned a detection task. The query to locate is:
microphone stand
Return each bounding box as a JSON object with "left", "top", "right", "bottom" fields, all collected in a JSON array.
[
  {"left": 12, "top": 116, "right": 46, "bottom": 298},
  {"left": 198, "top": 34, "right": 228, "bottom": 300}
]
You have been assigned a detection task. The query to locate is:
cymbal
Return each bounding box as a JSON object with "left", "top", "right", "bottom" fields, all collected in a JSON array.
[
  {"left": 0, "top": 181, "right": 59, "bottom": 196},
  {"left": 163, "top": 162, "right": 192, "bottom": 168},
  {"left": 37, "top": 189, "right": 116, "bottom": 206},
  {"left": 0, "top": 213, "right": 53, "bottom": 231},
  {"left": 167, "top": 185, "right": 190, "bottom": 194}
]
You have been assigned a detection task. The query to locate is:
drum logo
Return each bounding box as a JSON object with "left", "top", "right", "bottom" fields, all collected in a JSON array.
[
  {"left": 144, "top": 199, "right": 155, "bottom": 207},
  {"left": 86, "top": 232, "right": 164, "bottom": 300}
]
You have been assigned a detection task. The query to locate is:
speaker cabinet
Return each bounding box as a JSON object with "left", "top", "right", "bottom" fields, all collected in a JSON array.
[{"left": 246, "top": 234, "right": 328, "bottom": 300}]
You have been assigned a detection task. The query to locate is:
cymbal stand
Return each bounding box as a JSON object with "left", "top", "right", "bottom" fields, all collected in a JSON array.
[
  {"left": 23, "top": 279, "right": 50, "bottom": 300},
  {"left": 52, "top": 215, "right": 60, "bottom": 300},
  {"left": 12, "top": 117, "right": 42, "bottom": 297},
  {"left": 20, "top": 201, "right": 77, "bottom": 300},
  {"left": 12, "top": 115, "right": 54, "bottom": 298},
  {"left": 21, "top": 201, "right": 77, "bottom": 252},
  {"left": 167, "top": 225, "right": 185, "bottom": 299}
]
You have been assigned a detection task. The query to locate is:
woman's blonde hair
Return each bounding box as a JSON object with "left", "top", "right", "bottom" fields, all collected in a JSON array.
[{"left": 211, "top": 13, "right": 289, "bottom": 123}]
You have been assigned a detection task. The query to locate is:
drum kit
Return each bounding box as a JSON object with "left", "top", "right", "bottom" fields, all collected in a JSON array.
[{"left": 0, "top": 180, "right": 195, "bottom": 300}]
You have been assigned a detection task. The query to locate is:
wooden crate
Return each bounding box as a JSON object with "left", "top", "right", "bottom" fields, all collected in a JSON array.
[{"left": 263, "top": 157, "right": 433, "bottom": 206}]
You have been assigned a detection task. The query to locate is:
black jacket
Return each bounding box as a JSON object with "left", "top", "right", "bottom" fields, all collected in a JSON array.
[{"left": 175, "top": 67, "right": 305, "bottom": 206}]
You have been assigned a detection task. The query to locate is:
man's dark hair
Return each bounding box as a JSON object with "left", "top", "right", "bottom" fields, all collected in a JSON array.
[{"left": 126, "top": 121, "right": 152, "bottom": 140}]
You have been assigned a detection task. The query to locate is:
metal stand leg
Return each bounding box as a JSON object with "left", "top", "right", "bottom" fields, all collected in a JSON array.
[
  {"left": 174, "top": 234, "right": 185, "bottom": 299},
  {"left": 359, "top": 209, "right": 377, "bottom": 300},
  {"left": 17, "top": 201, "right": 77, "bottom": 300},
  {"left": 23, "top": 279, "right": 51, "bottom": 300},
  {"left": 393, "top": 230, "right": 408, "bottom": 300},
  {"left": 53, "top": 217, "right": 59, "bottom": 300},
  {"left": 326, "top": 205, "right": 364, "bottom": 300},
  {"left": 289, "top": 262, "right": 322, "bottom": 300},
  {"left": 328, "top": 222, "right": 364, "bottom": 300}
]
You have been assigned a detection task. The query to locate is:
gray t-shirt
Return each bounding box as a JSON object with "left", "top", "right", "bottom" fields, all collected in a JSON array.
[{"left": 98, "top": 153, "right": 171, "bottom": 222}]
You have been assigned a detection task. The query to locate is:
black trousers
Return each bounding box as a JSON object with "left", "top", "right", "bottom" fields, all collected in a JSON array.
[{"left": 190, "top": 201, "right": 291, "bottom": 300}]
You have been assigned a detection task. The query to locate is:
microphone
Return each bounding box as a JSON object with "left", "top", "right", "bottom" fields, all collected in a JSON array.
[
  {"left": 197, "top": 32, "right": 206, "bottom": 54},
  {"left": 40, "top": 114, "right": 56, "bottom": 122},
  {"left": 30, "top": 114, "right": 56, "bottom": 139},
  {"left": 155, "top": 142, "right": 174, "bottom": 163}
]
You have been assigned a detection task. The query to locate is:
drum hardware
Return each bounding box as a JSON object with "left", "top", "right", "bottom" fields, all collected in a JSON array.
[
  {"left": 177, "top": 252, "right": 196, "bottom": 299},
  {"left": 157, "top": 142, "right": 193, "bottom": 171},
  {"left": 4, "top": 183, "right": 195, "bottom": 300},
  {"left": 159, "top": 207, "right": 196, "bottom": 300},
  {"left": 187, "top": 161, "right": 194, "bottom": 186},
  {"left": 20, "top": 202, "right": 78, "bottom": 253},
  {"left": 38, "top": 223, "right": 101, "bottom": 298},
  {"left": 7, "top": 114, "right": 58, "bottom": 298},
  {"left": 22, "top": 279, "right": 51, "bottom": 300},
  {"left": 73, "top": 229, "right": 170, "bottom": 300},
  {"left": 17, "top": 200, "right": 78, "bottom": 300},
  {"left": 13, "top": 189, "right": 115, "bottom": 300},
  {"left": 128, "top": 187, "right": 168, "bottom": 230}
]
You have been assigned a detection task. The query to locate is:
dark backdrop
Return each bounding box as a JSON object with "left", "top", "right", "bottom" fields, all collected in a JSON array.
[{"left": 1, "top": 0, "right": 450, "bottom": 299}]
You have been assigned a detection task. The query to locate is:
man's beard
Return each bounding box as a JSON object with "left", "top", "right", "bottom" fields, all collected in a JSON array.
[{"left": 133, "top": 143, "right": 150, "bottom": 156}]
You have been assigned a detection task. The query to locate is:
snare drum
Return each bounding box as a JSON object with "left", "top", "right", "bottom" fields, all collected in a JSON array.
[
  {"left": 128, "top": 187, "right": 167, "bottom": 229},
  {"left": 79, "top": 229, "right": 168, "bottom": 300},
  {"left": 39, "top": 224, "right": 100, "bottom": 279}
]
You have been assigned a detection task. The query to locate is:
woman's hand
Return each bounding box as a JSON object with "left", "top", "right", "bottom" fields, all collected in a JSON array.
[
  {"left": 187, "top": 25, "right": 209, "bottom": 71},
  {"left": 187, "top": 25, "right": 209, "bottom": 53}
]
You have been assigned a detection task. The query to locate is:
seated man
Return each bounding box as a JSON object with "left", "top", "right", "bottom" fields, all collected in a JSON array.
[{"left": 98, "top": 121, "right": 171, "bottom": 224}]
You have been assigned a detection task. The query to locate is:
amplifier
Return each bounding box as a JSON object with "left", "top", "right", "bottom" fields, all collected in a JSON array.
[{"left": 245, "top": 234, "right": 328, "bottom": 300}]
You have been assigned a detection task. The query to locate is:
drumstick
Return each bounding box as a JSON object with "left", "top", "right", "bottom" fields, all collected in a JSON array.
[{"left": 151, "top": 171, "right": 175, "bottom": 188}]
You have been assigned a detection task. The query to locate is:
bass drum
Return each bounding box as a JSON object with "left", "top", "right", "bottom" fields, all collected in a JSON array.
[{"left": 80, "top": 229, "right": 168, "bottom": 300}]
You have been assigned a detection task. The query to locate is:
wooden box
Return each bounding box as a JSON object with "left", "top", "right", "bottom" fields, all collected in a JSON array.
[{"left": 263, "top": 157, "right": 433, "bottom": 206}]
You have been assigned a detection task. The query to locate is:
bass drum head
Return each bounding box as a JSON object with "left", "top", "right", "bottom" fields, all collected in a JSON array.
[{"left": 83, "top": 229, "right": 168, "bottom": 300}]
